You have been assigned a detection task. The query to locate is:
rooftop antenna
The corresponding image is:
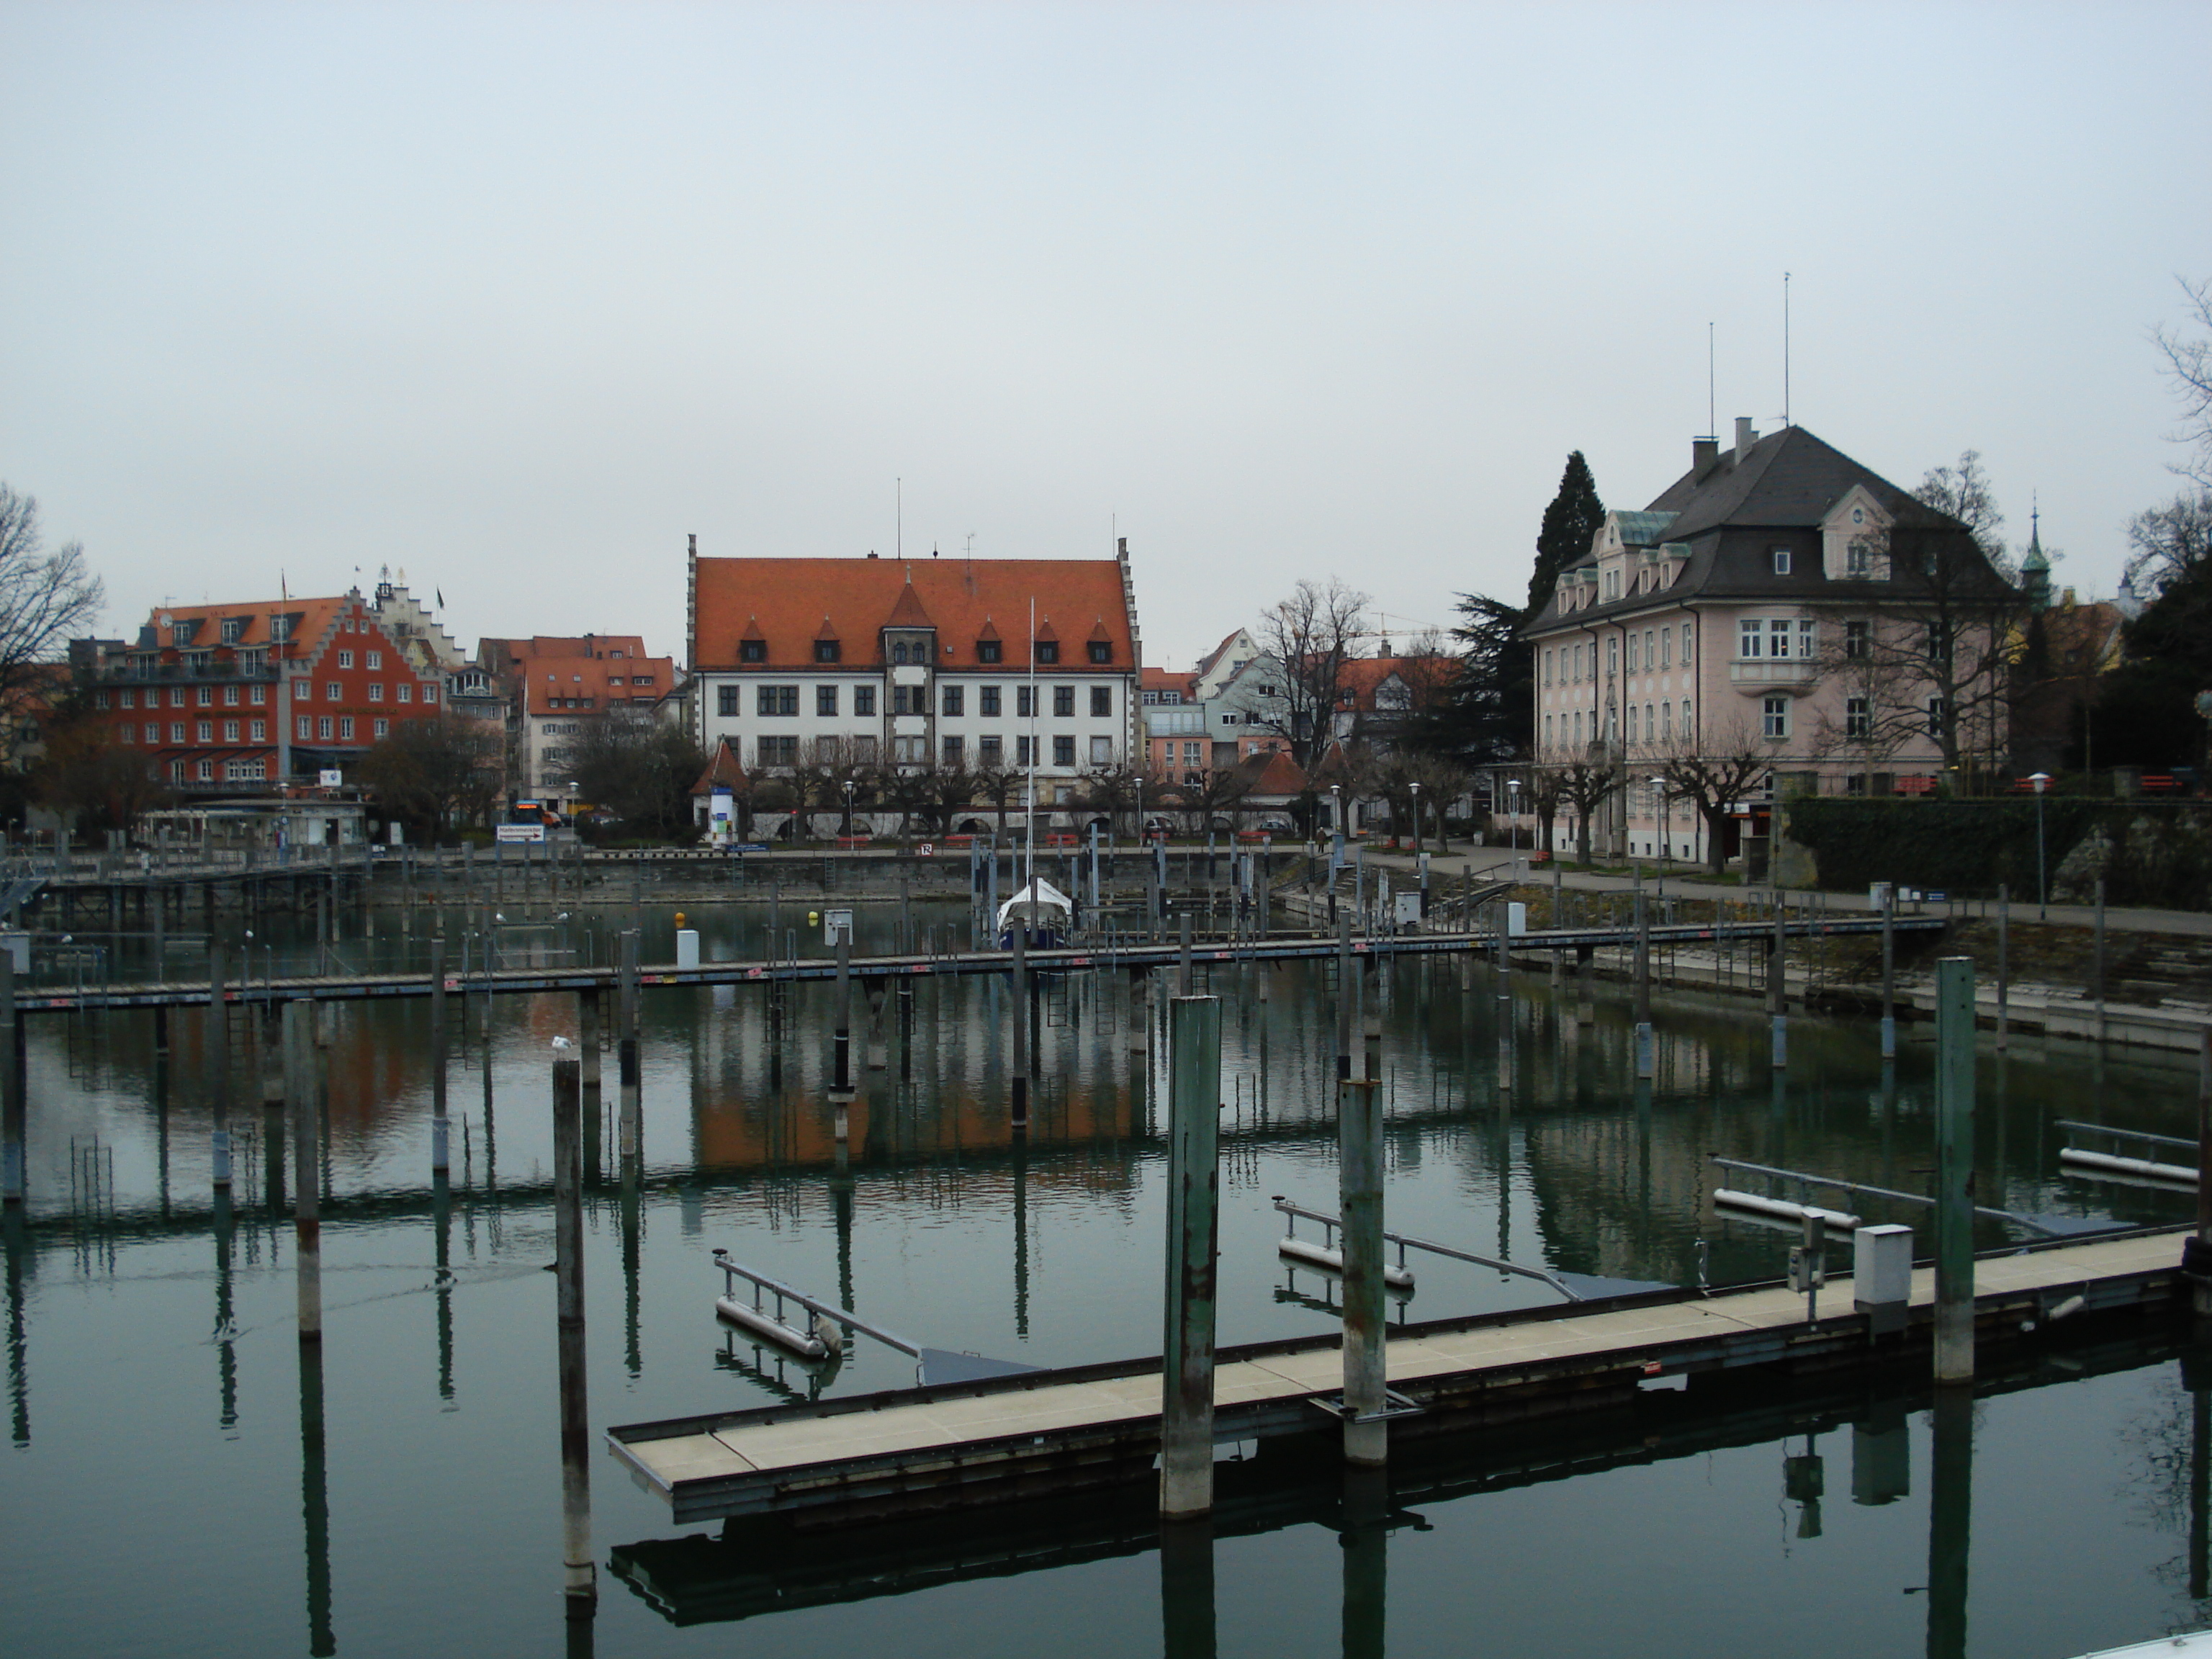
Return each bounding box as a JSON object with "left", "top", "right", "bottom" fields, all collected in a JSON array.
[
  {"left": 1782, "top": 271, "right": 1791, "bottom": 427},
  {"left": 1707, "top": 320, "right": 1715, "bottom": 436},
  {"left": 896, "top": 477, "right": 902, "bottom": 562},
  {"left": 965, "top": 532, "right": 976, "bottom": 590}
]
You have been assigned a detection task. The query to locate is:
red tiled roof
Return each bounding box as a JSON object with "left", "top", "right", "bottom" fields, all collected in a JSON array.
[
  {"left": 522, "top": 653, "right": 675, "bottom": 715},
  {"left": 1233, "top": 749, "right": 1310, "bottom": 796},
  {"left": 693, "top": 557, "right": 1136, "bottom": 672},
  {"left": 689, "top": 738, "right": 748, "bottom": 796}
]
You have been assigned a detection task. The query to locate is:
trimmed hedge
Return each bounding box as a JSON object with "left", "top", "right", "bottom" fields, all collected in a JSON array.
[{"left": 1783, "top": 797, "right": 2211, "bottom": 910}]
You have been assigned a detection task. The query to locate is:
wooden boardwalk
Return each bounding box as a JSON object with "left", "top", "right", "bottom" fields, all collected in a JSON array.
[
  {"left": 16, "top": 914, "right": 1942, "bottom": 1013},
  {"left": 608, "top": 1226, "right": 2186, "bottom": 1524}
]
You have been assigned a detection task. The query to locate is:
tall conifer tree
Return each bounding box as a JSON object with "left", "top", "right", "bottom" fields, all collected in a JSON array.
[{"left": 1409, "top": 451, "right": 1604, "bottom": 765}]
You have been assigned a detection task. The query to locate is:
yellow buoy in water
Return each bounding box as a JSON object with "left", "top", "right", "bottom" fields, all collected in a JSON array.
[
  {"left": 809, "top": 911, "right": 821, "bottom": 926},
  {"left": 674, "top": 911, "right": 686, "bottom": 929}
]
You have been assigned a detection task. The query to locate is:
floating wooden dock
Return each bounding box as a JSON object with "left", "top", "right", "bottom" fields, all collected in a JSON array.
[
  {"left": 16, "top": 914, "right": 1942, "bottom": 1013},
  {"left": 608, "top": 1226, "right": 2187, "bottom": 1525}
]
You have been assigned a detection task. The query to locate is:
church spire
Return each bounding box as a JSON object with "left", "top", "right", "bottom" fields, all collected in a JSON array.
[{"left": 2020, "top": 494, "right": 2050, "bottom": 611}]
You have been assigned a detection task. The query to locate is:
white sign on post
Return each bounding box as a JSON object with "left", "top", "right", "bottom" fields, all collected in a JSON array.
[
  {"left": 824, "top": 909, "right": 854, "bottom": 945},
  {"left": 496, "top": 824, "right": 547, "bottom": 844},
  {"left": 318, "top": 769, "right": 343, "bottom": 788}
]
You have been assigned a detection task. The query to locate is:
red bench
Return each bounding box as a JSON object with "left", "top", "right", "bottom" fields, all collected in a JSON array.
[{"left": 1894, "top": 776, "right": 1939, "bottom": 796}]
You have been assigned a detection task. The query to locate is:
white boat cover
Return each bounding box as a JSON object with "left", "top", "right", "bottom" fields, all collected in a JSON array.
[{"left": 996, "top": 878, "right": 1075, "bottom": 932}]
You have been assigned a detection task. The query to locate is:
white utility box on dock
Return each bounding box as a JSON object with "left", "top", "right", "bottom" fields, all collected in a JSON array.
[
  {"left": 1853, "top": 1223, "right": 1913, "bottom": 1313},
  {"left": 1506, "top": 902, "right": 1527, "bottom": 937},
  {"left": 675, "top": 929, "right": 700, "bottom": 970}
]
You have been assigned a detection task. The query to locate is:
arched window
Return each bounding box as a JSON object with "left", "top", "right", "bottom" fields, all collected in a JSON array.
[{"left": 893, "top": 642, "right": 909, "bottom": 665}]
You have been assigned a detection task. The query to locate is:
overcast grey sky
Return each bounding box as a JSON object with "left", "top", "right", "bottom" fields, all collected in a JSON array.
[{"left": 5, "top": 1, "right": 2208, "bottom": 670}]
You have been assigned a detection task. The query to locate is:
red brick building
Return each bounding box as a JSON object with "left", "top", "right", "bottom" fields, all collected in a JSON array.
[{"left": 72, "top": 592, "right": 447, "bottom": 792}]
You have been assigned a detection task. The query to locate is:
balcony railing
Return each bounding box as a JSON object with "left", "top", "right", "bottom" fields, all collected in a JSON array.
[{"left": 1727, "top": 659, "right": 1820, "bottom": 689}]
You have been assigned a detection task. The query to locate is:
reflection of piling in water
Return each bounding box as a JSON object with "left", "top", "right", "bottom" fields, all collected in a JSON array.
[
  {"left": 1925, "top": 1382, "right": 1972, "bottom": 1659},
  {"left": 1632, "top": 889, "right": 1655, "bottom": 1079},
  {"left": 430, "top": 935, "right": 449, "bottom": 1175},
  {"left": 1879, "top": 886, "right": 1897, "bottom": 1060},
  {"left": 618, "top": 930, "right": 641, "bottom": 1160},
  {"left": 1, "top": 954, "right": 20, "bottom": 1205},
  {"left": 553, "top": 1056, "right": 596, "bottom": 1616},
  {"left": 2197, "top": 1028, "right": 2212, "bottom": 1318},
  {"left": 1995, "top": 884, "right": 2010, "bottom": 1051},
  {"left": 433, "top": 1169, "right": 454, "bottom": 1402},
  {"left": 1159, "top": 1516, "right": 1216, "bottom": 1659},
  {"left": 297, "top": 1292, "right": 335, "bottom": 1656},
  {"left": 213, "top": 1187, "right": 238, "bottom": 1430},
  {"left": 1768, "top": 894, "right": 1788, "bottom": 1069},
  {"left": 207, "top": 943, "right": 231, "bottom": 1188},
  {"left": 1340, "top": 1465, "right": 1388, "bottom": 1659},
  {"left": 1160, "top": 994, "right": 1221, "bottom": 1519}
]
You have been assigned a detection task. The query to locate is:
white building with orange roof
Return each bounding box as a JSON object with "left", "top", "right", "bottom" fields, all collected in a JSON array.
[
  {"left": 73, "top": 590, "right": 449, "bottom": 793},
  {"left": 477, "top": 634, "right": 679, "bottom": 812},
  {"left": 686, "top": 539, "right": 1142, "bottom": 830}
]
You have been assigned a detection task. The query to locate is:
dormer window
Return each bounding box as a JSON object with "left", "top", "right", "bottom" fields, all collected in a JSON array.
[
  {"left": 892, "top": 642, "right": 909, "bottom": 665},
  {"left": 220, "top": 618, "right": 246, "bottom": 644},
  {"left": 170, "top": 620, "right": 198, "bottom": 647},
  {"left": 976, "top": 639, "right": 1002, "bottom": 663},
  {"left": 1087, "top": 641, "right": 1111, "bottom": 664},
  {"left": 816, "top": 639, "right": 841, "bottom": 662},
  {"left": 739, "top": 640, "right": 765, "bottom": 663},
  {"left": 1771, "top": 548, "right": 1792, "bottom": 575},
  {"left": 1846, "top": 540, "right": 1874, "bottom": 577},
  {"left": 1035, "top": 641, "right": 1058, "bottom": 664}
]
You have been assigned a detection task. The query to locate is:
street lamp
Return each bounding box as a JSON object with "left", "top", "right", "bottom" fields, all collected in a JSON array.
[
  {"left": 2029, "top": 771, "right": 2053, "bottom": 920},
  {"left": 842, "top": 778, "right": 856, "bottom": 842},
  {"left": 1648, "top": 776, "right": 1668, "bottom": 866},
  {"left": 1505, "top": 778, "right": 1521, "bottom": 857},
  {"left": 1410, "top": 780, "right": 1423, "bottom": 856}
]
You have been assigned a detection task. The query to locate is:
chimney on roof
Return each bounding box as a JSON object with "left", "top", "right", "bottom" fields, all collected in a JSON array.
[
  {"left": 1734, "top": 417, "right": 1757, "bottom": 463},
  {"left": 1692, "top": 435, "right": 1719, "bottom": 477}
]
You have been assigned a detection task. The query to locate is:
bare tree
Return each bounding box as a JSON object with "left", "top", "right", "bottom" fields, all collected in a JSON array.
[
  {"left": 357, "top": 715, "right": 503, "bottom": 839},
  {"left": 2154, "top": 276, "right": 2212, "bottom": 483},
  {"left": 1252, "top": 577, "right": 1371, "bottom": 770},
  {"left": 32, "top": 693, "right": 170, "bottom": 835},
  {"left": 1810, "top": 497, "right": 2022, "bottom": 778},
  {"left": 2125, "top": 488, "right": 2212, "bottom": 598},
  {"left": 569, "top": 707, "right": 708, "bottom": 840},
  {"left": 1914, "top": 450, "right": 2010, "bottom": 574},
  {"left": 0, "top": 486, "right": 103, "bottom": 698},
  {"left": 1550, "top": 754, "right": 1622, "bottom": 865},
  {"left": 1655, "top": 714, "right": 1773, "bottom": 876}
]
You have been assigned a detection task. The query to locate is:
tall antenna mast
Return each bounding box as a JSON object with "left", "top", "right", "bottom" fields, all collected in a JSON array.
[
  {"left": 1707, "top": 320, "right": 1715, "bottom": 436},
  {"left": 896, "top": 477, "right": 902, "bottom": 561},
  {"left": 1782, "top": 272, "right": 1791, "bottom": 426}
]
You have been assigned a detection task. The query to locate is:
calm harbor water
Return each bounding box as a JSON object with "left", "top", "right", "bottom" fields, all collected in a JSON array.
[{"left": 4, "top": 899, "right": 2209, "bottom": 1655}]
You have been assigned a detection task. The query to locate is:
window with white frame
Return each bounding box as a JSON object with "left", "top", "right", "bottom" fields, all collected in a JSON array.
[
  {"left": 1738, "top": 620, "right": 1764, "bottom": 660},
  {"left": 1761, "top": 696, "right": 1789, "bottom": 739},
  {"left": 1845, "top": 697, "right": 1871, "bottom": 739},
  {"left": 1846, "top": 539, "right": 1874, "bottom": 577},
  {"left": 1771, "top": 547, "right": 1791, "bottom": 575}
]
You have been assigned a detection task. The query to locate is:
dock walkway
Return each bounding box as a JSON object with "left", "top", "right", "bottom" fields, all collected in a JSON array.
[
  {"left": 609, "top": 1226, "right": 2185, "bottom": 1525},
  {"left": 16, "top": 914, "right": 1942, "bottom": 1014}
]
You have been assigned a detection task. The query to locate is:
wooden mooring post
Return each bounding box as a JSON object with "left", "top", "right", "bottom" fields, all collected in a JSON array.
[
  {"left": 553, "top": 1054, "right": 595, "bottom": 1615},
  {"left": 1010, "top": 926, "right": 1029, "bottom": 1136},
  {"left": 1159, "top": 994, "right": 1222, "bottom": 1519},
  {"left": 286, "top": 999, "right": 322, "bottom": 1341},
  {"left": 1933, "top": 956, "right": 1976, "bottom": 1384},
  {"left": 207, "top": 942, "right": 231, "bottom": 1188},
  {"left": 1337, "top": 912, "right": 1387, "bottom": 1466}
]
